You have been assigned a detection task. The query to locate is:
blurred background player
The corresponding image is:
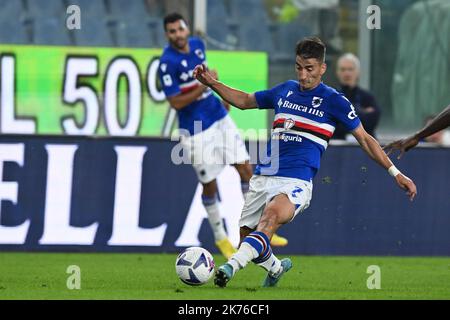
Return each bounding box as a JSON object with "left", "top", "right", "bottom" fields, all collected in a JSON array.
[
  {"left": 194, "top": 37, "right": 417, "bottom": 288},
  {"left": 333, "top": 53, "right": 381, "bottom": 140},
  {"left": 158, "top": 13, "right": 288, "bottom": 258},
  {"left": 385, "top": 104, "right": 450, "bottom": 159}
]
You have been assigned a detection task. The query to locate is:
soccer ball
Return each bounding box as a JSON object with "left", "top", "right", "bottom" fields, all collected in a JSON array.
[{"left": 175, "top": 247, "right": 215, "bottom": 286}]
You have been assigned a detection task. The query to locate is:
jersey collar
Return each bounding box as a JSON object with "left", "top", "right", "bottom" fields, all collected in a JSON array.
[{"left": 298, "top": 82, "right": 325, "bottom": 96}]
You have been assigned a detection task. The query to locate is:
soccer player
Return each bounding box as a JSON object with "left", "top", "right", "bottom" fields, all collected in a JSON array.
[
  {"left": 384, "top": 104, "right": 450, "bottom": 159},
  {"left": 193, "top": 37, "right": 417, "bottom": 287},
  {"left": 158, "top": 13, "right": 288, "bottom": 258}
]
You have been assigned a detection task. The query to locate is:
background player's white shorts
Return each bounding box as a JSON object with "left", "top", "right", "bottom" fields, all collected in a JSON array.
[
  {"left": 181, "top": 115, "right": 250, "bottom": 184},
  {"left": 239, "top": 175, "right": 313, "bottom": 229}
]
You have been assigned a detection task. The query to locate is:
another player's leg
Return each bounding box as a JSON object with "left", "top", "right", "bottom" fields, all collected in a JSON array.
[
  {"left": 233, "top": 163, "right": 289, "bottom": 248},
  {"left": 232, "top": 161, "right": 253, "bottom": 196},
  {"left": 202, "top": 179, "right": 236, "bottom": 259},
  {"left": 270, "top": 233, "right": 289, "bottom": 247}
]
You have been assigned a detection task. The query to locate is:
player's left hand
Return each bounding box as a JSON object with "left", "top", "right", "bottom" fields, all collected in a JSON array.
[{"left": 394, "top": 173, "right": 417, "bottom": 201}]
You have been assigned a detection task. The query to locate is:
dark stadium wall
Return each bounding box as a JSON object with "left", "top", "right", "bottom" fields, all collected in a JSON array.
[{"left": 0, "top": 136, "right": 449, "bottom": 256}]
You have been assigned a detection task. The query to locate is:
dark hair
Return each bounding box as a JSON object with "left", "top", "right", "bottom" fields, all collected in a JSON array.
[
  {"left": 163, "top": 12, "right": 186, "bottom": 31},
  {"left": 295, "top": 37, "right": 326, "bottom": 63}
]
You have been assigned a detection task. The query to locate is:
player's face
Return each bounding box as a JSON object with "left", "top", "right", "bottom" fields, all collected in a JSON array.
[
  {"left": 165, "top": 20, "right": 190, "bottom": 51},
  {"left": 295, "top": 56, "right": 326, "bottom": 90},
  {"left": 337, "top": 59, "right": 359, "bottom": 87}
]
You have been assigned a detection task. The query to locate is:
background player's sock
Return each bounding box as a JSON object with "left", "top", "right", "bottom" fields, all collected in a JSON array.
[
  {"left": 228, "top": 231, "right": 271, "bottom": 274},
  {"left": 202, "top": 194, "right": 227, "bottom": 241},
  {"left": 241, "top": 181, "right": 249, "bottom": 195}
]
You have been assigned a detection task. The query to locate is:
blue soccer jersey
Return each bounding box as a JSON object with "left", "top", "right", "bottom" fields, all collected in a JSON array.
[
  {"left": 158, "top": 37, "right": 227, "bottom": 135},
  {"left": 254, "top": 81, "right": 361, "bottom": 181}
]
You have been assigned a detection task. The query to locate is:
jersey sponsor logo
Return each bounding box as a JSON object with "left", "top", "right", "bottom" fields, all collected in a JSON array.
[
  {"left": 271, "top": 132, "right": 303, "bottom": 143},
  {"left": 163, "top": 74, "right": 173, "bottom": 86},
  {"left": 287, "top": 90, "right": 293, "bottom": 97},
  {"left": 312, "top": 96, "right": 323, "bottom": 108},
  {"left": 280, "top": 99, "right": 324, "bottom": 117}
]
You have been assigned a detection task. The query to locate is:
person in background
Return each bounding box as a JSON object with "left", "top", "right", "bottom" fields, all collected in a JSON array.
[
  {"left": 158, "top": 13, "right": 289, "bottom": 258},
  {"left": 333, "top": 53, "right": 381, "bottom": 140}
]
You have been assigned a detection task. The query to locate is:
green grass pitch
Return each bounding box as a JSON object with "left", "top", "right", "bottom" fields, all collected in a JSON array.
[{"left": 0, "top": 252, "right": 449, "bottom": 300}]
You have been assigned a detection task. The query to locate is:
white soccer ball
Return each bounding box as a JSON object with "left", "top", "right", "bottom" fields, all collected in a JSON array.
[{"left": 175, "top": 247, "right": 215, "bottom": 286}]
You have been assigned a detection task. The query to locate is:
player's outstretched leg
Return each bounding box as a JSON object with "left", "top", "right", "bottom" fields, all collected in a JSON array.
[
  {"left": 254, "top": 193, "right": 296, "bottom": 286},
  {"left": 214, "top": 231, "right": 272, "bottom": 288},
  {"left": 252, "top": 239, "right": 292, "bottom": 287},
  {"left": 235, "top": 168, "right": 289, "bottom": 249},
  {"left": 261, "top": 258, "right": 292, "bottom": 287},
  {"left": 214, "top": 263, "right": 234, "bottom": 288}
]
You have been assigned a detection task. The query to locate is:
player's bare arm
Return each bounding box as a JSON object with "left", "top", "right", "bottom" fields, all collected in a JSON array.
[
  {"left": 194, "top": 64, "right": 258, "bottom": 110},
  {"left": 352, "top": 124, "right": 417, "bottom": 201},
  {"left": 208, "top": 68, "right": 231, "bottom": 111},
  {"left": 384, "top": 104, "right": 450, "bottom": 158},
  {"left": 166, "top": 83, "right": 208, "bottom": 110},
  {"left": 168, "top": 68, "right": 228, "bottom": 111}
]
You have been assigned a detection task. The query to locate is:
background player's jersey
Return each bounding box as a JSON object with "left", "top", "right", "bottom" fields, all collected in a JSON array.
[
  {"left": 254, "top": 81, "right": 361, "bottom": 181},
  {"left": 158, "top": 37, "right": 227, "bottom": 135}
]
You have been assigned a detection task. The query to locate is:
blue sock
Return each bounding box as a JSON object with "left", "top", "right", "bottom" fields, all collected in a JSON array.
[
  {"left": 201, "top": 194, "right": 217, "bottom": 206},
  {"left": 241, "top": 181, "right": 249, "bottom": 194},
  {"left": 242, "top": 231, "right": 272, "bottom": 264},
  {"left": 229, "top": 231, "right": 272, "bottom": 273}
]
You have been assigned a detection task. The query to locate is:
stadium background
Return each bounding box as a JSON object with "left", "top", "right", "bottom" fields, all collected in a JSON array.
[{"left": 0, "top": 0, "right": 449, "bottom": 300}]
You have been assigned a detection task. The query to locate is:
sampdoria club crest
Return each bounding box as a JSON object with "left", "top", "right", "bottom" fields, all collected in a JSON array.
[
  {"left": 312, "top": 96, "right": 323, "bottom": 108},
  {"left": 284, "top": 118, "right": 295, "bottom": 130}
]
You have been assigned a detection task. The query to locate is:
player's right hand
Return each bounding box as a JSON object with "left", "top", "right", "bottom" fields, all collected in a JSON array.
[
  {"left": 394, "top": 173, "right": 417, "bottom": 201},
  {"left": 193, "top": 64, "right": 217, "bottom": 87},
  {"left": 383, "top": 136, "right": 420, "bottom": 159}
]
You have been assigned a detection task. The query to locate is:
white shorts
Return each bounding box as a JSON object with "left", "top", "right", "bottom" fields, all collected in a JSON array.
[
  {"left": 181, "top": 115, "right": 250, "bottom": 184},
  {"left": 239, "top": 175, "right": 313, "bottom": 229}
]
